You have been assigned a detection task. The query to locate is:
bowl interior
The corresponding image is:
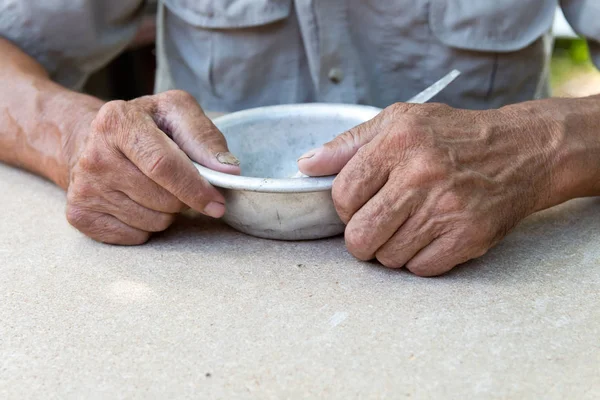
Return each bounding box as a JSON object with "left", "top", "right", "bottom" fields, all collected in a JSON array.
[{"left": 216, "top": 104, "right": 381, "bottom": 179}]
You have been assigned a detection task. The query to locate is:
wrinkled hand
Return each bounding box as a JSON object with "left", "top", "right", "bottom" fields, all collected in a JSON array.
[
  {"left": 66, "top": 90, "right": 240, "bottom": 245},
  {"left": 299, "top": 102, "right": 565, "bottom": 276}
]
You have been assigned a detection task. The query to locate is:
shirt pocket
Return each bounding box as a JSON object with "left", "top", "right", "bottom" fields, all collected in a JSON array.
[
  {"left": 426, "top": 0, "right": 557, "bottom": 108},
  {"left": 429, "top": 0, "right": 556, "bottom": 52},
  {"left": 162, "top": 0, "right": 302, "bottom": 110},
  {"left": 162, "top": 0, "right": 292, "bottom": 28}
]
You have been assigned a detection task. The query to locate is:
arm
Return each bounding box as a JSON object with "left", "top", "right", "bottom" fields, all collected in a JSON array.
[
  {"left": 0, "top": 38, "right": 240, "bottom": 244},
  {"left": 298, "top": 95, "right": 600, "bottom": 276},
  {"left": 0, "top": 38, "right": 102, "bottom": 188}
]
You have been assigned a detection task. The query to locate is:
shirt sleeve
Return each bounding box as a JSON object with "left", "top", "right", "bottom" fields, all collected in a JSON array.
[
  {"left": 560, "top": 0, "right": 600, "bottom": 69},
  {"left": 0, "top": 0, "right": 145, "bottom": 89}
]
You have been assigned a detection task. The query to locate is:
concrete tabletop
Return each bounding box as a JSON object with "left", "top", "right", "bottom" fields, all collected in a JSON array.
[{"left": 1, "top": 161, "right": 599, "bottom": 399}]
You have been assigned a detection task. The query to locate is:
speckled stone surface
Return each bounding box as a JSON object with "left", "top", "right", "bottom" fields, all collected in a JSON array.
[{"left": 1, "top": 162, "right": 599, "bottom": 399}]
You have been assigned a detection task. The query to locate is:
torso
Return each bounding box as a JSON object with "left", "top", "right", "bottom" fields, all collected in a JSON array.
[{"left": 156, "top": 0, "right": 558, "bottom": 111}]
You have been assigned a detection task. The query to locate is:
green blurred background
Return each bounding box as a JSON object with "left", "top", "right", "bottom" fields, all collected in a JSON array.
[{"left": 551, "top": 38, "right": 600, "bottom": 97}]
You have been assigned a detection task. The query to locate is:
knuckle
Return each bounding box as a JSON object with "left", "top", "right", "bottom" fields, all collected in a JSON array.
[
  {"left": 387, "top": 102, "right": 414, "bottom": 116},
  {"left": 404, "top": 168, "right": 434, "bottom": 188},
  {"left": 91, "top": 100, "right": 129, "bottom": 134},
  {"left": 344, "top": 225, "right": 372, "bottom": 260},
  {"left": 66, "top": 203, "right": 152, "bottom": 245},
  {"left": 408, "top": 247, "right": 455, "bottom": 276},
  {"left": 389, "top": 102, "right": 452, "bottom": 118},
  {"left": 433, "top": 102, "right": 453, "bottom": 112},
  {"left": 65, "top": 204, "right": 90, "bottom": 229},
  {"left": 416, "top": 144, "right": 444, "bottom": 164},
  {"left": 166, "top": 89, "right": 196, "bottom": 105},
  {"left": 415, "top": 102, "right": 452, "bottom": 116},
  {"left": 380, "top": 115, "right": 420, "bottom": 148},
  {"left": 375, "top": 251, "right": 404, "bottom": 269},
  {"left": 78, "top": 147, "right": 109, "bottom": 173},
  {"left": 430, "top": 102, "right": 454, "bottom": 114},
  {"left": 404, "top": 159, "right": 448, "bottom": 188},
  {"left": 437, "top": 191, "right": 465, "bottom": 214},
  {"left": 405, "top": 262, "right": 445, "bottom": 277},
  {"left": 88, "top": 215, "right": 150, "bottom": 245}
]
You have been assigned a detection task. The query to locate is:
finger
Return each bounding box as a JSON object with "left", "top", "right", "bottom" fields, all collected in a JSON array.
[
  {"left": 374, "top": 212, "right": 438, "bottom": 269},
  {"left": 406, "top": 236, "right": 487, "bottom": 277},
  {"left": 133, "top": 91, "right": 241, "bottom": 175},
  {"left": 298, "top": 113, "right": 381, "bottom": 176},
  {"left": 100, "top": 190, "right": 176, "bottom": 232},
  {"left": 66, "top": 206, "right": 150, "bottom": 245},
  {"left": 108, "top": 107, "right": 226, "bottom": 217},
  {"left": 344, "top": 183, "right": 422, "bottom": 260},
  {"left": 114, "top": 159, "right": 186, "bottom": 213},
  {"left": 297, "top": 102, "right": 452, "bottom": 176},
  {"left": 330, "top": 133, "right": 401, "bottom": 223}
]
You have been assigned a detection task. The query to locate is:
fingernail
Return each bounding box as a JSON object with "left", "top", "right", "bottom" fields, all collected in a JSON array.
[
  {"left": 216, "top": 152, "right": 240, "bottom": 166},
  {"left": 298, "top": 148, "right": 321, "bottom": 162},
  {"left": 204, "top": 201, "right": 225, "bottom": 218}
]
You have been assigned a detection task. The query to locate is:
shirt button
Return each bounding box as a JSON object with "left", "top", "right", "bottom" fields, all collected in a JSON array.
[{"left": 328, "top": 68, "right": 344, "bottom": 84}]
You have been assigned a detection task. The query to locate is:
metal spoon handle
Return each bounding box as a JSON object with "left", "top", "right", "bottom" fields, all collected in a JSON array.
[{"left": 406, "top": 69, "right": 461, "bottom": 104}]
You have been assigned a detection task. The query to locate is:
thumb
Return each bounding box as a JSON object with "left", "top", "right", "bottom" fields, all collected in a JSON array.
[
  {"left": 135, "top": 91, "right": 241, "bottom": 175},
  {"left": 298, "top": 116, "right": 380, "bottom": 176}
]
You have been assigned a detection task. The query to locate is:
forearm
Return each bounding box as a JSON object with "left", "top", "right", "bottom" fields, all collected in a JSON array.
[
  {"left": 0, "top": 38, "right": 103, "bottom": 189},
  {"left": 500, "top": 95, "right": 600, "bottom": 210}
]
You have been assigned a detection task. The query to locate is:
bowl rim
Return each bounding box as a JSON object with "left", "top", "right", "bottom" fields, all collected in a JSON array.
[{"left": 193, "top": 103, "right": 382, "bottom": 193}]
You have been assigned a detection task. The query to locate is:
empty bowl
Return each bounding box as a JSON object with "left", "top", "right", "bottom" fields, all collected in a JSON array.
[{"left": 194, "top": 103, "right": 382, "bottom": 240}]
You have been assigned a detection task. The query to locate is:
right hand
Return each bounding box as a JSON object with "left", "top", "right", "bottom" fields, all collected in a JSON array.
[{"left": 65, "top": 90, "right": 240, "bottom": 245}]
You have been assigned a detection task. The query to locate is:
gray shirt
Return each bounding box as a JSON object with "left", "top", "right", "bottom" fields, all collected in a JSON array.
[{"left": 1, "top": 0, "right": 599, "bottom": 111}]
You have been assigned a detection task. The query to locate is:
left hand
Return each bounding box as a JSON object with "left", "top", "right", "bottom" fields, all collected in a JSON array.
[{"left": 298, "top": 102, "right": 572, "bottom": 276}]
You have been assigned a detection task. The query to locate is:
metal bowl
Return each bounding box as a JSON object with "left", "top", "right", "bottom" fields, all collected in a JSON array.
[{"left": 194, "top": 103, "right": 382, "bottom": 240}]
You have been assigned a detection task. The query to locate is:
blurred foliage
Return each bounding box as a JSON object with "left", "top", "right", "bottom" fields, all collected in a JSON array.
[
  {"left": 550, "top": 38, "right": 597, "bottom": 89},
  {"left": 554, "top": 38, "right": 590, "bottom": 64}
]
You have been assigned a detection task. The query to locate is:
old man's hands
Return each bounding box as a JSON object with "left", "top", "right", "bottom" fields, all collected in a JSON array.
[
  {"left": 299, "top": 100, "right": 598, "bottom": 276},
  {"left": 65, "top": 91, "right": 240, "bottom": 244}
]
